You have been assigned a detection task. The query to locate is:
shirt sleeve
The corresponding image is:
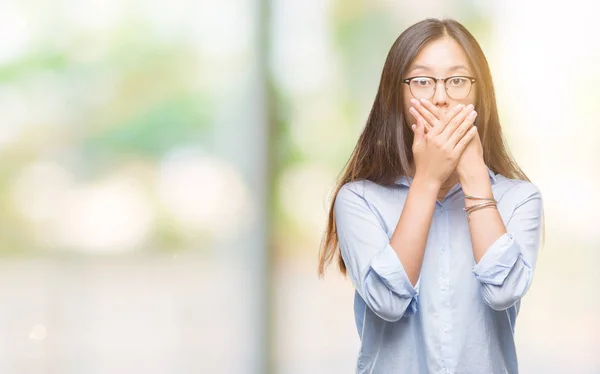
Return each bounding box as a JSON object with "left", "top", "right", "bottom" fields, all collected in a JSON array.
[
  {"left": 471, "top": 182, "right": 544, "bottom": 311},
  {"left": 334, "top": 183, "right": 419, "bottom": 322}
]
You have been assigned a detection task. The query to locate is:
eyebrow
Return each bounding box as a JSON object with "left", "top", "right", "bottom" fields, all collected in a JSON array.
[{"left": 408, "top": 64, "right": 471, "bottom": 74}]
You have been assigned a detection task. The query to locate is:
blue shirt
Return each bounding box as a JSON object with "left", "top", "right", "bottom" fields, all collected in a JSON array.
[{"left": 334, "top": 167, "right": 543, "bottom": 374}]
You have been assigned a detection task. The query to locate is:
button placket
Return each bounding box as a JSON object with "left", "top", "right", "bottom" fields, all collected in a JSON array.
[{"left": 439, "top": 206, "right": 452, "bottom": 363}]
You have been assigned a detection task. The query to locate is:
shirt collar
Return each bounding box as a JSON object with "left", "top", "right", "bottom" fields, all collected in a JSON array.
[{"left": 394, "top": 166, "right": 497, "bottom": 187}]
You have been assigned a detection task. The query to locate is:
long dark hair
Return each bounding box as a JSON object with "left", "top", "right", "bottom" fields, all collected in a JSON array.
[{"left": 318, "top": 18, "right": 538, "bottom": 277}]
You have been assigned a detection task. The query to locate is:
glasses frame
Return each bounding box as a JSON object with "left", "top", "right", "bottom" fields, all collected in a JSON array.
[{"left": 402, "top": 75, "right": 477, "bottom": 100}]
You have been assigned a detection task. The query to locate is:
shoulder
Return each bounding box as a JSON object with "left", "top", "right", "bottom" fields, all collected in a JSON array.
[
  {"left": 334, "top": 179, "right": 398, "bottom": 215},
  {"left": 336, "top": 179, "right": 397, "bottom": 203},
  {"left": 334, "top": 180, "right": 367, "bottom": 209},
  {"left": 493, "top": 174, "right": 543, "bottom": 207}
]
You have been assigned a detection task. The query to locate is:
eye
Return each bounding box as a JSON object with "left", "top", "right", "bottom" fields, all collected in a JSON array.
[
  {"left": 448, "top": 77, "right": 467, "bottom": 87},
  {"left": 412, "top": 77, "right": 433, "bottom": 86}
]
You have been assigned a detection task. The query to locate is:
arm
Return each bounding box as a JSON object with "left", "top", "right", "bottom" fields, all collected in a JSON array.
[
  {"left": 410, "top": 98, "right": 544, "bottom": 311},
  {"left": 460, "top": 165, "right": 544, "bottom": 311},
  {"left": 334, "top": 178, "right": 439, "bottom": 322},
  {"left": 391, "top": 176, "right": 439, "bottom": 286}
]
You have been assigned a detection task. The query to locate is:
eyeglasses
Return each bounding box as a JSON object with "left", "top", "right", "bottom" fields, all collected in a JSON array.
[{"left": 402, "top": 76, "right": 477, "bottom": 100}]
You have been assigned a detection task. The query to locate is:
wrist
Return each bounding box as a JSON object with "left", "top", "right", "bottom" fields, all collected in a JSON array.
[
  {"left": 412, "top": 174, "right": 442, "bottom": 195},
  {"left": 458, "top": 161, "right": 488, "bottom": 185},
  {"left": 460, "top": 165, "right": 493, "bottom": 206}
]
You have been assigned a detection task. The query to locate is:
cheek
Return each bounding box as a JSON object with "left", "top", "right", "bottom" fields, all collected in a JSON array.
[
  {"left": 402, "top": 86, "right": 413, "bottom": 123},
  {"left": 469, "top": 87, "right": 477, "bottom": 107},
  {"left": 449, "top": 94, "right": 477, "bottom": 110}
]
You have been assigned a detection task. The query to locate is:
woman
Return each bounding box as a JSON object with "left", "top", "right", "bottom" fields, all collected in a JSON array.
[{"left": 317, "top": 18, "right": 544, "bottom": 374}]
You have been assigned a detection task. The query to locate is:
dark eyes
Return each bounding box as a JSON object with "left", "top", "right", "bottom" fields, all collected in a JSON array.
[
  {"left": 410, "top": 77, "right": 468, "bottom": 87},
  {"left": 448, "top": 77, "right": 468, "bottom": 86}
]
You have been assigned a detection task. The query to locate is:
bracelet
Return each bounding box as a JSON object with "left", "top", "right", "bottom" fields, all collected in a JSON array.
[
  {"left": 463, "top": 201, "right": 497, "bottom": 221},
  {"left": 464, "top": 200, "right": 496, "bottom": 211},
  {"left": 464, "top": 194, "right": 495, "bottom": 202},
  {"left": 465, "top": 205, "right": 497, "bottom": 221},
  {"left": 464, "top": 200, "right": 496, "bottom": 214}
]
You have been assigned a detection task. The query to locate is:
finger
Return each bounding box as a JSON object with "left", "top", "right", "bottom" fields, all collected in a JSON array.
[
  {"left": 444, "top": 103, "right": 467, "bottom": 124},
  {"left": 446, "top": 110, "right": 477, "bottom": 148},
  {"left": 447, "top": 110, "right": 477, "bottom": 147},
  {"left": 440, "top": 104, "right": 475, "bottom": 141},
  {"left": 419, "top": 98, "right": 442, "bottom": 120},
  {"left": 410, "top": 119, "right": 432, "bottom": 137},
  {"left": 410, "top": 100, "right": 439, "bottom": 131},
  {"left": 423, "top": 122, "right": 432, "bottom": 133},
  {"left": 409, "top": 106, "right": 433, "bottom": 132},
  {"left": 418, "top": 117, "right": 432, "bottom": 138},
  {"left": 421, "top": 120, "right": 432, "bottom": 133},
  {"left": 412, "top": 120, "right": 425, "bottom": 146},
  {"left": 451, "top": 126, "right": 478, "bottom": 156}
]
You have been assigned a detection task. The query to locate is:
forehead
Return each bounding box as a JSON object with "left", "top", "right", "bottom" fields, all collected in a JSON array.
[{"left": 408, "top": 37, "right": 472, "bottom": 74}]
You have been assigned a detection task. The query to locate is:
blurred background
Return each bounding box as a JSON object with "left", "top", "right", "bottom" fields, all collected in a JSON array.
[{"left": 0, "top": 0, "right": 598, "bottom": 373}]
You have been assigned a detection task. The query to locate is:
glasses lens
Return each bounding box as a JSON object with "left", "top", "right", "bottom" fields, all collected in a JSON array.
[
  {"left": 446, "top": 77, "right": 472, "bottom": 99},
  {"left": 409, "top": 77, "right": 435, "bottom": 99}
]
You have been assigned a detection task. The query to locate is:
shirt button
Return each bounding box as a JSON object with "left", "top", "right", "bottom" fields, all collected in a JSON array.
[
  {"left": 441, "top": 327, "right": 449, "bottom": 332},
  {"left": 441, "top": 245, "right": 446, "bottom": 251},
  {"left": 440, "top": 284, "right": 448, "bottom": 290},
  {"left": 440, "top": 206, "right": 446, "bottom": 212}
]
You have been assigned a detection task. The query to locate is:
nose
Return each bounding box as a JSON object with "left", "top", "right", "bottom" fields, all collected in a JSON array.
[{"left": 432, "top": 79, "right": 449, "bottom": 107}]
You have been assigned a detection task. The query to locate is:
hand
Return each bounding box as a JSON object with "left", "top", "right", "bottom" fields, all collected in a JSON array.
[
  {"left": 410, "top": 99, "right": 484, "bottom": 179},
  {"left": 455, "top": 121, "right": 484, "bottom": 179},
  {"left": 409, "top": 99, "right": 479, "bottom": 187}
]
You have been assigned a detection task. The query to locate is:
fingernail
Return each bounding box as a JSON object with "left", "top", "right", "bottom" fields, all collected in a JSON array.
[
  {"left": 420, "top": 98, "right": 428, "bottom": 103},
  {"left": 411, "top": 124, "right": 416, "bottom": 131},
  {"left": 469, "top": 110, "right": 477, "bottom": 117},
  {"left": 456, "top": 104, "right": 464, "bottom": 110},
  {"left": 409, "top": 107, "right": 416, "bottom": 113},
  {"left": 410, "top": 98, "right": 419, "bottom": 106},
  {"left": 467, "top": 104, "right": 474, "bottom": 110}
]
